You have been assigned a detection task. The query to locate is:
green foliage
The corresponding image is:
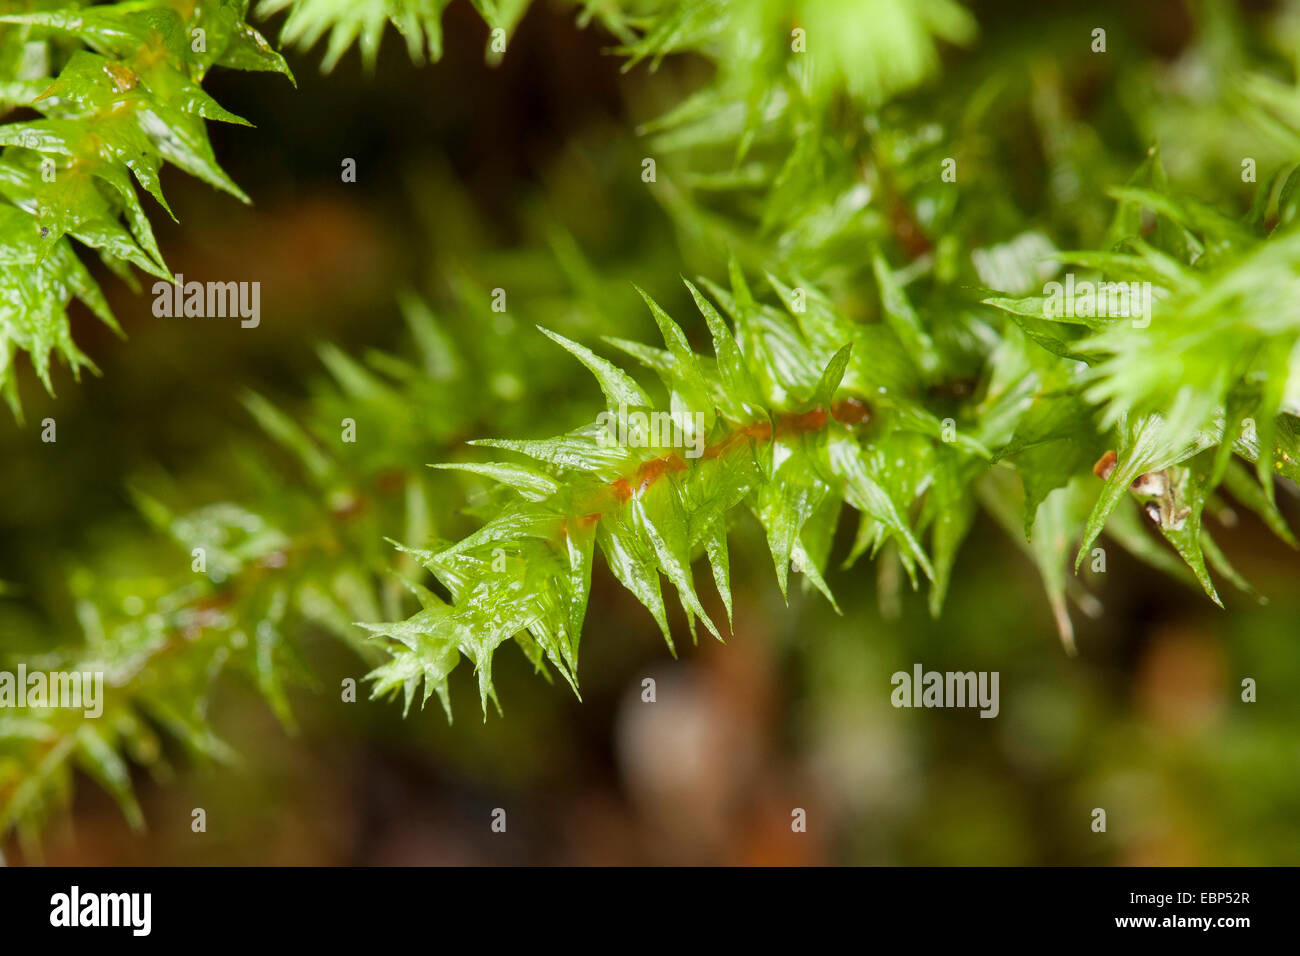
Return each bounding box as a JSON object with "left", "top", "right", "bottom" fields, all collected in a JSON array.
[
  {"left": 8, "top": 0, "right": 1300, "bottom": 848},
  {"left": 0, "top": 296, "right": 459, "bottom": 846},
  {"left": 367, "top": 2, "right": 1300, "bottom": 714},
  {"left": 372, "top": 160, "right": 1300, "bottom": 714},
  {"left": 367, "top": 266, "right": 975, "bottom": 718},
  {"left": 986, "top": 146, "right": 1300, "bottom": 610},
  {"left": 256, "top": 0, "right": 630, "bottom": 71},
  {"left": 0, "top": 204, "right": 653, "bottom": 846},
  {"left": 0, "top": 0, "right": 290, "bottom": 419}
]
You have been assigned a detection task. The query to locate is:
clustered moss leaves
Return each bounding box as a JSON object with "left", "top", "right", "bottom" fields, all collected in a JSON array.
[
  {"left": 370, "top": 2, "right": 1300, "bottom": 712},
  {"left": 6, "top": 0, "right": 1300, "bottom": 847}
]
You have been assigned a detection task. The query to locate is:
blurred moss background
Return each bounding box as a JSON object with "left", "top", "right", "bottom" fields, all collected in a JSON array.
[{"left": 2, "top": 0, "right": 1300, "bottom": 864}]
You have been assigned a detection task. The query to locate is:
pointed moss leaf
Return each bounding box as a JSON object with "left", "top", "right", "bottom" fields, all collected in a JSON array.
[
  {"left": 1201, "top": 531, "right": 1264, "bottom": 603},
  {"left": 703, "top": 519, "right": 732, "bottom": 629},
  {"left": 560, "top": 515, "right": 596, "bottom": 669},
  {"left": 363, "top": 608, "right": 460, "bottom": 721},
  {"left": 633, "top": 284, "right": 713, "bottom": 413},
  {"left": 1253, "top": 337, "right": 1292, "bottom": 499},
  {"left": 74, "top": 725, "right": 144, "bottom": 830},
  {"left": 630, "top": 480, "right": 721, "bottom": 641},
  {"left": 1075, "top": 413, "right": 1195, "bottom": 569},
  {"left": 431, "top": 461, "right": 559, "bottom": 501},
  {"left": 1101, "top": 496, "right": 1198, "bottom": 587},
  {"left": 1027, "top": 479, "right": 1094, "bottom": 654},
  {"left": 242, "top": 391, "right": 334, "bottom": 479},
  {"left": 872, "top": 248, "right": 939, "bottom": 378},
  {"left": 826, "top": 433, "right": 932, "bottom": 581},
  {"left": 810, "top": 343, "right": 852, "bottom": 408},
  {"left": 253, "top": 610, "right": 296, "bottom": 732},
  {"left": 683, "top": 277, "right": 766, "bottom": 415},
  {"left": 439, "top": 505, "right": 561, "bottom": 557},
  {"left": 1221, "top": 459, "right": 1298, "bottom": 547},
  {"left": 755, "top": 440, "right": 829, "bottom": 600},
  {"left": 927, "top": 450, "right": 977, "bottom": 616},
  {"left": 1017, "top": 440, "right": 1098, "bottom": 537},
  {"left": 1128, "top": 458, "right": 1221, "bottom": 606},
  {"left": 537, "top": 325, "right": 651, "bottom": 409},
  {"left": 216, "top": 18, "right": 296, "bottom": 82},
  {"left": 471, "top": 433, "right": 629, "bottom": 476},
  {"left": 602, "top": 335, "right": 677, "bottom": 380},
  {"left": 790, "top": 494, "right": 842, "bottom": 613},
  {"left": 983, "top": 293, "right": 1111, "bottom": 331},
  {"left": 398, "top": 291, "right": 461, "bottom": 379}
]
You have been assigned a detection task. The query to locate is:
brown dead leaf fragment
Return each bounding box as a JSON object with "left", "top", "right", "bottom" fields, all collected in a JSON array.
[{"left": 1092, "top": 449, "right": 1117, "bottom": 480}]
